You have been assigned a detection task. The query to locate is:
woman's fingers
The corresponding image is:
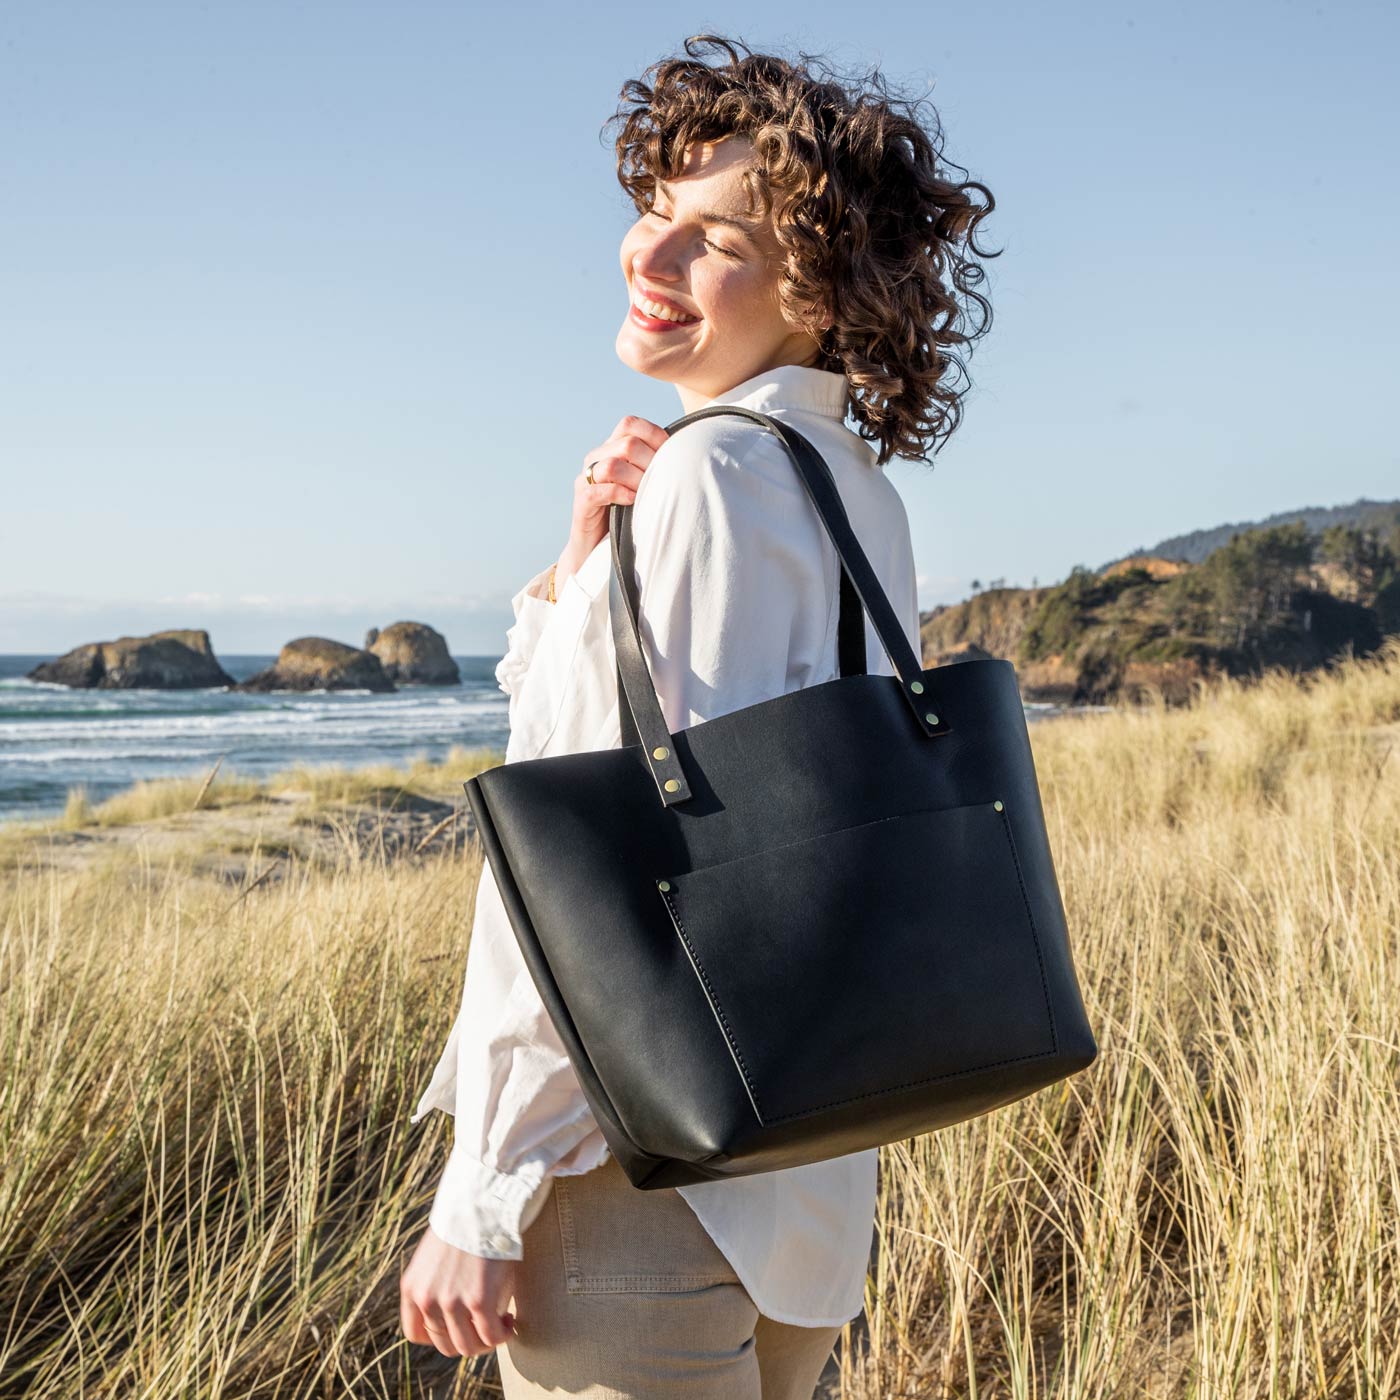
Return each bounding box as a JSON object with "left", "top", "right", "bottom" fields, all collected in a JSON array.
[
  {"left": 581, "top": 447, "right": 649, "bottom": 494},
  {"left": 585, "top": 420, "right": 670, "bottom": 490},
  {"left": 419, "top": 1304, "right": 453, "bottom": 1357},
  {"left": 402, "top": 1293, "right": 453, "bottom": 1353},
  {"left": 441, "top": 1299, "right": 486, "bottom": 1357},
  {"left": 560, "top": 415, "right": 670, "bottom": 584},
  {"left": 399, "top": 1292, "right": 428, "bottom": 1346},
  {"left": 611, "top": 414, "right": 670, "bottom": 454},
  {"left": 468, "top": 1300, "right": 514, "bottom": 1348},
  {"left": 398, "top": 1228, "right": 520, "bottom": 1358},
  {"left": 614, "top": 430, "right": 665, "bottom": 471},
  {"left": 406, "top": 1295, "right": 490, "bottom": 1359},
  {"left": 582, "top": 454, "right": 642, "bottom": 491}
]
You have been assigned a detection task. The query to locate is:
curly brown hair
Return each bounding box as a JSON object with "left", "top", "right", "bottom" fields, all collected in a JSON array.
[{"left": 602, "top": 33, "right": 1000, "bottom": 466}]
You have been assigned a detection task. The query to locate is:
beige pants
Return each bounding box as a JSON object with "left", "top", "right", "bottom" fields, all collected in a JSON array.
[{"left": 497, "top": 1152, "right": 844, "bottom": 1399}]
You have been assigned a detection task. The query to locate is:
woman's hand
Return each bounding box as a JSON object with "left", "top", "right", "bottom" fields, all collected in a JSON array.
[
  {"left": 399, "top": 1225, "right": 519, "bottom": 1358},
  {"left": 555, "top": 415, "right": 670, "bottom": 589}
]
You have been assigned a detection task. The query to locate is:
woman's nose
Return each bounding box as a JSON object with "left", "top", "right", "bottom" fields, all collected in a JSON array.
[{"left": 633, "top": 227, "right": 688, "bottom": 281}]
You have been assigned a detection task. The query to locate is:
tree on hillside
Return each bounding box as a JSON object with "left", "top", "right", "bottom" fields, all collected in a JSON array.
[
  {"left": 1195, "top": 523, "right": 1315, "bottom": 649},
  {"left": 1019, "top": 565, "right": 1101, "bottom": 661},
  {"left": 1318, "top": 523, "right": 1397, "bottom": 603}
]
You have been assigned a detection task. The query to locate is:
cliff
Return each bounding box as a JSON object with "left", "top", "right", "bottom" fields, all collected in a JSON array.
[{"left": 920, "top": 523, "right": 1395, "bottom": 706}]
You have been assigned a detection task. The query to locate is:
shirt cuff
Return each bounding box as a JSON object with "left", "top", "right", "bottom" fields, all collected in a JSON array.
[
  {"left": 493, "top": 564, "right": 557, "bottom": 698},
  {"left": 427, "top": 1145, "right": 553, "bottom": 1261}
]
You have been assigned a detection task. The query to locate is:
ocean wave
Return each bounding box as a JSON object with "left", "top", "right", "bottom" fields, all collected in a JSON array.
[
  {"left": 0, "top": 717, "right": 502, "bottom": 749},
  {"left": 3, "top": 729, "right": 508, "bottom": 764},
  {"left": 0, "top": 676, "right": 509, "bottom": 823},
  {"left": 3, "top": 747, "right": 241, "bottom": 765},
  {"left": 0, "top": 694, "right": 503, "bottom": 740}
]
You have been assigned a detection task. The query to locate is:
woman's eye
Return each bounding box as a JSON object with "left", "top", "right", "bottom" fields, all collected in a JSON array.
[{"left": 645, "top": 209, "right": 736, "bottom": 258}]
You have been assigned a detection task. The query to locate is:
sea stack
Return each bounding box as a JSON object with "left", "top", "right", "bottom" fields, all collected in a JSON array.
[
  {"left": 367, "top": 621, "right": 460, "bottom": 685},
  {"left": 27, "top": 630, "right": 236, "bottom": 689},
  {"left": 234, "top": 638, "right": 396, "bottom": 693}
]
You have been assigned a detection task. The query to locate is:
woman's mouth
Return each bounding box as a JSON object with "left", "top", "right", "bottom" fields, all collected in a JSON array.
[{"left": 629, "top": 291, "right": 702, "bottom": 334}]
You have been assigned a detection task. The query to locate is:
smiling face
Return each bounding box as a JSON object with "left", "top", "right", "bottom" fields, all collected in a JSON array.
[{"left": 616, "top": 136, "right": 828, "bottom": 412}]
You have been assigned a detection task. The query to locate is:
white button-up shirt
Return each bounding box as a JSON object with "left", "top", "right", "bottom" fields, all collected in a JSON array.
[{"left": 412, "top": 362, "right": 923, "bottom": 1327}]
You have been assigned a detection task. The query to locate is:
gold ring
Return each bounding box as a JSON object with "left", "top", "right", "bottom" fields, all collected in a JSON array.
[
  {"left": 585, "top": 459, "right": 597, "bottom": 486},
  {"left": 424, "top": 1322, "right": 449, "bottom": 1336}
]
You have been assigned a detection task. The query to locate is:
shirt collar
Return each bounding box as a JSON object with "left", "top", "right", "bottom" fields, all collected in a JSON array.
[{"left": 692, "top": 363, "right": 850, "bottom": 422}]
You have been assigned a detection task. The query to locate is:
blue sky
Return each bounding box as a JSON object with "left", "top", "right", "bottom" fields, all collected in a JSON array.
[{"left": 2, "top": 1, "right": 1395, "bottom": 656}]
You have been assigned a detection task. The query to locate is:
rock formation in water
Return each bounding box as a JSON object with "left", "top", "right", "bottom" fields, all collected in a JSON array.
[
  {"left": 27, "top": 630, "right": 236, "bottom": 689},
  {"left": 234, "top": 638, "right": 396, "bottom": 693},
  {"left": 366, "top": 621, "right": 460, "bottom": 685}
]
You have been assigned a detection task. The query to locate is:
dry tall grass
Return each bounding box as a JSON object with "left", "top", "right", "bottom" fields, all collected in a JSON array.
[
  {"left": 844, "top": 638, "right": 1400, "bottom": 1399},
  {"left": 2, "top": 640, "right": 1397, "bottom": 1398}
]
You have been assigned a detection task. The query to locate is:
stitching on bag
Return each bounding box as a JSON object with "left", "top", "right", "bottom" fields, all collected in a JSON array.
[
  {"left": 997, "top": 806, "right": 1059, "bottom": 1053},
  {"left": 659, "top": 887, "right": 764, "bottom": 1119}
]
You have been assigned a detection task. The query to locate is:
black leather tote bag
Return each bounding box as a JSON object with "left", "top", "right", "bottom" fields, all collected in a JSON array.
[{"left": 462, "top": 404, "right": 1097, "bottom": 1190}]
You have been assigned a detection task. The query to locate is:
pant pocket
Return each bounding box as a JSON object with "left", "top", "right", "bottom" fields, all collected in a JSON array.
[{"left": 554, "top": 1153, "right": 742, "bottom": 1295}]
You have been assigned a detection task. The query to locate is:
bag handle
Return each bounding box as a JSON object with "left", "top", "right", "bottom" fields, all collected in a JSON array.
[
  {"left": 615, "top": 406, "right": 870, "bottom": 727},
  {"left": 608, "top": 404, "right": 951, "bottom": 806}
]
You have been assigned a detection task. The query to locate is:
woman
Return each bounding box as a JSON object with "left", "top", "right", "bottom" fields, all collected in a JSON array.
[{"left": 400, "top": 34, "right": 995, "bottom": 1399}]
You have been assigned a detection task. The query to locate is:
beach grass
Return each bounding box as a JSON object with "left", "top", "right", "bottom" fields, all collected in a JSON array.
[
  {"left": 1, "top": 638, "right": 1397, "bottom": 1397},
  {"left": 270, "top": 745, "right": 505, "bottom": 812}
]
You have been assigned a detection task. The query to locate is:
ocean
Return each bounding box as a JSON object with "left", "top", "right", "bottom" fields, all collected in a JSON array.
[
  {"left": 0, "top": 653, "right": 512, "bottom": 827},
  {"left": 1, "top": 654, "right": 1076, "bottom": 828}
]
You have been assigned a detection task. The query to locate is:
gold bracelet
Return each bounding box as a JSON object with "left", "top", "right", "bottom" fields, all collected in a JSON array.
[{"left": 546, "top": 563, "right": 557, "bottom": 604}]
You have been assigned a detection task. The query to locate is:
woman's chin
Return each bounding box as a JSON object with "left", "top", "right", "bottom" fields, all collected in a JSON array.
[{"left": 615, "top": 324, "right": 693, "bottom": 377}]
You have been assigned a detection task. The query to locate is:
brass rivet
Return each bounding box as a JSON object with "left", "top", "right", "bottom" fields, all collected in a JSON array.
[
  {"left": 925, "top": 712, "right": 939, "bottom": 725},
  {"left": 664, "top": 778, "right": 680, "bottom": 793},
  {"left": 657, "top": 879, "right": 671, "bottom": 892},
  {"left": 910, "top": 680, "right": 924, "bottom": 694},
  {"left": 993, "top": 800, "right": 1003, "bottom": 812},
  {"left": 652, "top": 745, "right": 670, "bottom": 760}
]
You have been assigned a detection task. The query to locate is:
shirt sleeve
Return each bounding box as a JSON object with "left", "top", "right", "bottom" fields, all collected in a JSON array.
[
  {"left": 492, "top": 564, "right": 555, "bottom": 711},
  {"left": 418, "top": 560, "right": 617, "bottom": 1261},
  {"left": 419, "top": 860, "right": 612, "bottom": 1259},
  {"left": 417, "top": 419, "right": 834, "bottom": 1260}
]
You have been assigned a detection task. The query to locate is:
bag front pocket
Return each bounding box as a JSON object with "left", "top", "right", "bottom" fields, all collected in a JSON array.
[{"left": 654, "top": 799, "right": 1058, "bottom": 1127}]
